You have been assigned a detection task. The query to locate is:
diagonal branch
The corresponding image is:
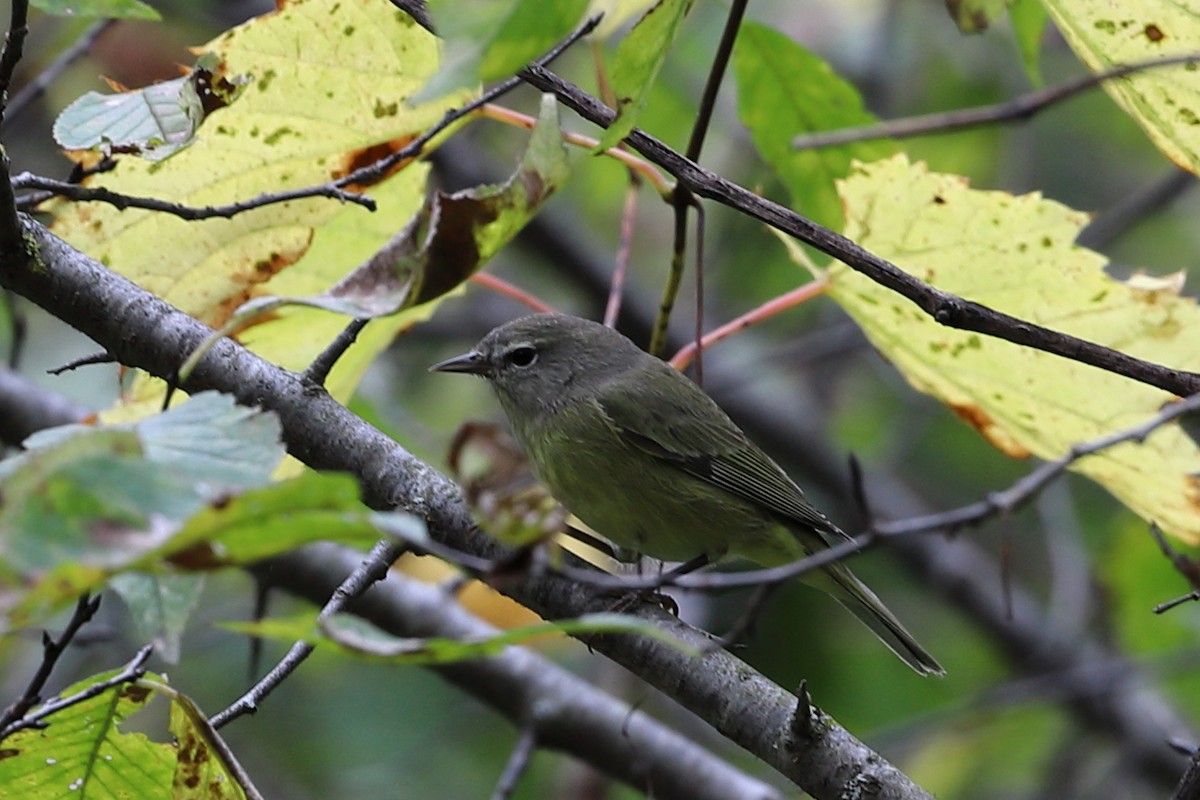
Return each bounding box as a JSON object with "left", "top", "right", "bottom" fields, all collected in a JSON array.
[
  {"left": 259, "top": 543, "right": 784, "bottom": 800},
  {"left": 0, "top": 365, "right": 780, "bottom": 800},
  {"left": 1, "top": 644, "right": 153, "bottom": 740},
  {"left": 0, "top": 216, "right": 933, "bottom": 800},
  {"left": 518, "top": 65, "right": 1200, "bottom": 399},
  {"left": 0, "top": 0, "right": 29, "bottom": 123}
]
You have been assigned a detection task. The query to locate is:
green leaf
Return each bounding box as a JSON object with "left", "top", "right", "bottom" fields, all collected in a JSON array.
[
  {"left": 52, "top": 54, "right": 245, "bottom": 161},
  {"left": 134, "top": 390, "right": 284, "bottom": 487},
  {"left": 18, "top": 391, "right": 285, "bottom": 490},
  {"left": 418, "top": 0, "right": 507, "bottom": 99},
  {"left": 0, "top": 673, "right": 175, "bottom": 798},
  {"left": 162, "top": 472, "right": 413, "bottom": 565},
  {"left": 596, "top": 0, "right": 694, "bottom": 150},
  {"left": 224, "top": 611, "right": 700, "bottom": 664},
  {"left": 0, "top": 672, "right": 257, "bottom": 800},
  {"left": 167, "top": 689, "right": 255, "bottom": 799},
  {"left": 3, "top": 466, "right": 406, "bottom": 632},
  {"left": 0, "top": 393, "right": 320, "bottom": 629},
  {"left": 1, "top": 438, "right": 207, "bottom": 577},
  {"left": 733, "top": 20, "right": 894, "bottom": 232},
  {"left": 1010, "top": 0, "right": 1048, "bottom": 85},
  {"left": 109, "top": 572, "right": 205, "bottom": 664},
  {"left": 480, "top": 0, "right": 590, "bottom": 81},
  {"left": 31, "top": 0, "right": 160, "bottom": 20}
]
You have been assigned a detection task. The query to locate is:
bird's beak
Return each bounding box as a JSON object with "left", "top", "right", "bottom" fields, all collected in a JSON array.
[{"left": 429, "top": 350, "right": 491, "bottom": 376}]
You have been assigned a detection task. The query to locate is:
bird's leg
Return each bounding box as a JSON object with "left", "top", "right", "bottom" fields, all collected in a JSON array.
[{"left": 602, "top": 554, "right": 713, "bottom": 616}]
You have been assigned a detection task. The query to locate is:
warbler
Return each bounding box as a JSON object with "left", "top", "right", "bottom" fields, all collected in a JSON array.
[{"left": 432, "top": 313, "right": 942, "bottom": 675}]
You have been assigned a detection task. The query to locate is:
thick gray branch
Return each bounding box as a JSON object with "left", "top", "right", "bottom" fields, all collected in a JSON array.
[
  {"left": 260, "top": 543, "right": 782, "bottom": 800},
  {"left": 0, "top": 216, "right": 933, "bottom": 799}
]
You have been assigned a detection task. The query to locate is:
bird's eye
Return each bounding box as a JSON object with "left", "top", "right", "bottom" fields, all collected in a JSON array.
[{"left": 505, "top": 346, "right": 538, "bottom": 368}]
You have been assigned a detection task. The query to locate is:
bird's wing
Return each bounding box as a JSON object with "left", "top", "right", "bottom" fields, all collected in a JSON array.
[{"left": 598, "top": 364, "right": 846, "bottom": 540}]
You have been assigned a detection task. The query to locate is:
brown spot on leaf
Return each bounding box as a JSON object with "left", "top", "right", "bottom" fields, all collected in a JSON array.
[
  {"left": 174, "top": 727, "right": 208, "bottom": 791},
  {"left": 122, "top": 684, "right": 152, "bottom": 703},
  {"left": 168, "top": 542, "right": 229, "bottom": 570},
  {"left": 332, "top": 136, "right": 418, "bottom": 192},
  {"left": 409, "top": 192, "right": 499, "bottom": 306},
  {"left": 949, "top": 401, "right": 1032, "bottom": 458},
  {"left": 193, "top": 65, "right": 245, "bottom": 115},
  {"left": 205, "top": 232, "right": 313, "bottom": 330},
  {"left": 521, "top": 169, "right": 547, "bottom": 205},
  {"left": 1145, "top": 24, "right": 1165, "bottom": 42}
]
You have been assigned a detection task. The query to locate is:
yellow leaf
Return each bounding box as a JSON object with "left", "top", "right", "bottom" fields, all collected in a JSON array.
[
  {"left": 1043, "top": 0, "right": 1200, "bottom": 173},
  {"left": 49, "top": 0, "right": 474, "bottom": 414},
  {"left": 826, "top": 155, "right": 1200, "bottom": 542}
]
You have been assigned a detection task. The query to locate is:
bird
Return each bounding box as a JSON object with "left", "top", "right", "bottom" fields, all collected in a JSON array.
[{"left": 431, "top": 312, "right": 943, "bottom": 675}]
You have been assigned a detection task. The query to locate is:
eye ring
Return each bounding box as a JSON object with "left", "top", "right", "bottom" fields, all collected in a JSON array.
[{"left": 505, "top": 345, "right": 538, "bottom": 368}]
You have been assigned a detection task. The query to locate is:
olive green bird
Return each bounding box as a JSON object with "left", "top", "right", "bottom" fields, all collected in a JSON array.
[{"left": 432, "top": 313, "right": 943, "bottom": 675}]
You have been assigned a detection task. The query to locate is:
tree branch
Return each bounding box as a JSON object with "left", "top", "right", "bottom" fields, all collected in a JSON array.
[
  {"left": 0, "top": 216, "right": 932, "bottom": 799},
  {"left": 518, "top": 65, "right": 1200, "bottom": 398},
  {"left": 0, "top": 366, "right": 89, "bottom": 445},
  {"left": 790, "top": 53, "right": 1200, "bottom": 149},
  {"left": 260, "top": 543, "right": 784, "bottom": 800}
]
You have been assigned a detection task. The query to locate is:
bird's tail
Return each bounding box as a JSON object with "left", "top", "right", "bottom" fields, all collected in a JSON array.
[{"left": 819, "top": 565, "right": 945, "bottom": 676}]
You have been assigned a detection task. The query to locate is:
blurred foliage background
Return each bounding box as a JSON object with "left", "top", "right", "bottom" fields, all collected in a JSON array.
[{"left": 4, "top": 0, "right": 1200, "bottom": 797}]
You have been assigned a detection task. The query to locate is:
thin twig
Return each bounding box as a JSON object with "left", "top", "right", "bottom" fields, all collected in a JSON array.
[
  {"left": 691, "top": 203, "right": 706, "bottom": 385},
  {"left": 0, "top": 0, "right": 30, "bottom": 123},
  {"left": 669, "top": 278, "right": 828, "bottom": 371},
  {"left": 1149, "top": 522, "right": 1200, "bottom": 615},
  {"left": 652, "top": 218, "right": 686, "bottom": 358},
  {"left": 15, "top": 172, "right": 375, "bottom": 216},
  {"left": 0, "top": 643, "right": 153, "bottom": 740},
  {"left": 47, "top": 350, "right": 116, "bottom": 375},
  {"left": 305, "top": 318, "right": 370, "bottom": 386},
  {"left": 1173, "top": 746, "right": 1200, "bottom": 800},
  {"left": 552, "top": 391, "right": 1200, "bottom": 593},
  {"left": 519, "top": 64, "right": 1200, "bottom": 399},
  {"left": 683, "top": 0, "right": 744, "bottom": 164},
  {"left": 3, "top": 20, "right": 114, "bottom": 129},
  {"left": 470, "top": 272, "right": 556, "bottom": 312},
  {"left": 0, "top": 2, "right": 25, "bottom": 255},
  {"left": 478, "top": 104, "right": 672, "bottom": 193},
  {"left": 1155, "top": 592, "right": 1200, "bottom": 615},
  {"left": 18, "top": 15, "right": 604, "bottom": 225},
  {"left": 0, "top": 595, "right": 102, "bottom": 734},
  {"left": 210, "top": 540, "right": 406, "bottom": 728},
  {"left": 604, "top": 178, "right": 640, "bottom": 328},
  {"left": 1078, "top": 167, "right": 1195, "bottom": 251},
  {"left": 491, "top": 727, "right": 538, "bottom": 800},
  {"left": 656, "top": 0, "right": 745, "bottom": 362},
  {"left": 791, "top": 53, "right": 1200, "bottom": 150}
]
